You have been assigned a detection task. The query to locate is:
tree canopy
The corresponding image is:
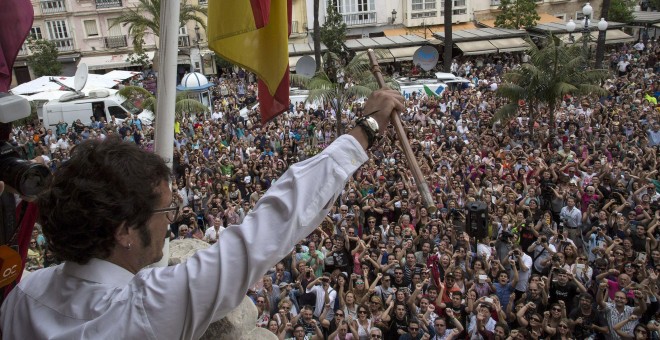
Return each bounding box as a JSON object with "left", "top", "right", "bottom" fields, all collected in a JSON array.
[
  {"left": 494, "top": 0, "right": 541, "bottom": 29},
  {"left": 26, "top": 39, "right": 62, "bottom": 77},
  {"left": 320, "top": 0, "right": 347, "bottom": 55}
]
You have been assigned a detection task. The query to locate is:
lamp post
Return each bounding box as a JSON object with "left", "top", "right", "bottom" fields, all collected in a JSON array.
[
  {"left": 391, "top": 9, "right": 397, "bottom": 24},
  {"left": 566, "top": 19, "right": 576, "bottom": 43},
  {"left": 581, "top": 3, "right": 592, "bottom": 66},
  {"left": 595, "top": 17, "right": 609, "bottom": 69},
  {"left": 193, "top": 24, "right": 202, "bottom": 74}
]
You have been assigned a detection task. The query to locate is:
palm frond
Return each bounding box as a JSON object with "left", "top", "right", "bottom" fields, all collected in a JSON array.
[
  {"left": 175, "top": 98, "right": 209, "bottom": 115},
  {"left": 117, "top": 85, "right": 153, "bottom": 99}
]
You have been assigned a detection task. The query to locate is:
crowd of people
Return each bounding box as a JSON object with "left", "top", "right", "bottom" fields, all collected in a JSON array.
[{"left": 7, "top": 37, "right": 660, "bottom": 340}]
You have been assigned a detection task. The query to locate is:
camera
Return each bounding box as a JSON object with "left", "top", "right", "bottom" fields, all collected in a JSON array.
[
  {"left": 513, "top": 250, "right": 521, "bottom": 256},
  {"left": 0, "top": 139, "right": 51, "bottom": 198},
  {"left": 0, "top": 93, "right": 51, "bottom": 198}
]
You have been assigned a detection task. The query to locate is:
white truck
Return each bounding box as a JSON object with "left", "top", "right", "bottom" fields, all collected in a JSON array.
[{"left": 41, "top": 89, "right": 154, "bottom": 129}]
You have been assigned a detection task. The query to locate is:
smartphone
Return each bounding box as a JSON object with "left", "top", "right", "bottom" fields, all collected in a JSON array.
[
  {"left": 484, "top": 297, "right": 494, "bottom": 304},
  {"left": 478, "top": 275, "right": 487, "bottom": 283},
  {"left": 638, "top": 252, "right": 647, "bottom": 262}
]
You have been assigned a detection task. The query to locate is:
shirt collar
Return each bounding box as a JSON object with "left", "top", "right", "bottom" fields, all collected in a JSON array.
[{"left": 62, "top": 258, "right": 135, "bottom": 287}]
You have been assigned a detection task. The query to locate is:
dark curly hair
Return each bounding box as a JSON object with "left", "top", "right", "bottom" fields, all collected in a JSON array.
[{"left": 38, "top": 137, "right": 170, "bottom": 264}]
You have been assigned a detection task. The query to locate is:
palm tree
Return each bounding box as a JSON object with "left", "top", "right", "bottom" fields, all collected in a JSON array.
[
  {"left": 118, "top": 86, "right": 209, "bottom": 119},
  {"left": 495, "top": 36, "right": 609, "bottom": 129},
  {"left": 110, "top": 0, "right": 207, "bottom": 53},
  {"left": 291, "top": 51, "right": 398, "bottom": 136},
  {"left": 313, "top": 0, "right": 321, "bottom": 72}
]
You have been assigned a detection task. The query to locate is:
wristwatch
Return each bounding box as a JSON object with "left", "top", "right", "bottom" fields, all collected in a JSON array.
[{"left": 355, "top": 116, "right": 379, "bottom": 148}]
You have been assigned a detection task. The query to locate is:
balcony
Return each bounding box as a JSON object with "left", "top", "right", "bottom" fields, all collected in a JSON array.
[
  {"left": 40, "top": 0, "right": 66, "bottom": 14},
  {"left": 104, "top": 35, "right": 128, "bottom": 48},
  {"left": 96, "top": 0, "right": 123, "bottom": 9},
  {"left": 52, "top": 38, "right": 74, "bottom": 51},
  {"left": 178, "top": 35, "right": 190, "bottom": 47},
  {"left": 292, "top": 20, "right": 299, "bottom": 33},
  {"left": 342, "top": 11, "right": 377, "bottom": 26}
]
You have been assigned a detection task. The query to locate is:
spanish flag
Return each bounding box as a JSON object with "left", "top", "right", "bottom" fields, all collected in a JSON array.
[{"left": 208, "top": 0, "right": 291, "bottom": 124}]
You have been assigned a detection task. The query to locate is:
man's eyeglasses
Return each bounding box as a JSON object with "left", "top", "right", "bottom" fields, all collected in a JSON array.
[
  {"left": 153, "top": 201, "right": 180, "bottom": 223},
  {"left": 370, "top": 334, "right": 382, "bottom": 339}
]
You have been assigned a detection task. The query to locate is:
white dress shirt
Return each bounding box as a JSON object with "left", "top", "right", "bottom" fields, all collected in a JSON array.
[{"left": 0, "top": 135, "right": 368, "bottom": 339}]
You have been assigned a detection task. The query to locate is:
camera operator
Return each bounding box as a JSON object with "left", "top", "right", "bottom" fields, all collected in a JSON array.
[
  {"left": 527, "top": 235, "right": 557, "bottom": 276},
  {"left": 559, "top": 197, "right": 582, "bottom": 247}
]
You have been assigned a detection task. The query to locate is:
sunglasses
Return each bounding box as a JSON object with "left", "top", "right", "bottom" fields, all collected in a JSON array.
[
  {"left": 558, "top": 325, "right": 568, "bottom": 329},
  {"left": 358, "top": 310, "right": 368, "bottom": 314},
  {"left": 552, "top": 308, "right": 561, "bottom": 312}
]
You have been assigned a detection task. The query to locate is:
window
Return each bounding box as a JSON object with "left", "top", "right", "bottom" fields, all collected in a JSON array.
[
  {"left": 334, "top": 0, "right": 374, "bottom": 14},
  {"left": 107, "top": 18, "right": 122, "bottom": 36},
  {"left": 84, "top": 20, "right": 99, "bottom": 37},
  {"left": 454, "top": 0, "right": 466, "bottom": 7},
  {"left": 453, "top": 8, "right": 466, "bottom": 14},
  {"left": 30, "top": 27, "right": 43, "bottom": 40},
  {"left": 179, "top": 26, "right": 188, "bottom": 35},
  {"left": 108, "top": 106, "right": 128, "bottom": 119},
  {"left": 411, "top": 11, "right": 437, "bottom": 18},
  {"left": 46, "top": 20, "right": 70, "bottom": 40},
  {"left": 412, "top": 0, "right": 437, "bottom": 11},
  {"left": 576, "top": 11, "right": 584, "bottom": 20}
]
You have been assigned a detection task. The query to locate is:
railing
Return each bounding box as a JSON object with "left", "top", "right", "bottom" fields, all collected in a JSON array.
[
  {"left": 341, "top": 11, "right": 377, "bottom": 26},
  {"left": 104, "top": 35, "right": 128, "bottom": 48},
  {"left": 96, "top": 0, "right": 122, "bottom": 9},
  {"left": 491, "top": 0, "right": 501, "bottom": 5},
  {"left": 40, "top": 0, "right": 66, "bottom": 14},
  {"left": 292, "top": 20, "right": 299, "bottom": 33},
  {"left": 178, "top": 35, "right": 190, "bottom": 47},
  {"left": 52, "top": 38, "right": 74, "bottom": 51},
  {"left": 198, "top": 0, "right": 207, "bottom": 5}
]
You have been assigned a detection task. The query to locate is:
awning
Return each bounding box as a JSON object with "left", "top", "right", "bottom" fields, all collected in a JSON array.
[
  {"left": 600, "top": 29, "right": 635, "bottom": 44},
  {"left": 455, "top": 41, "right": 497, "bottom": 55},
  {"left": 489, "top": 37, "right": 530, "bottom": 53},
  {"left": 79, "top": 51, "right": 155, "bottom": 71},
  {"left": 355, "top": 49, "right": 395, "bottom": 63},
  {"left": 654, "top": 23, "right": 660, "bottom": 28},
  {"left": 478, "top": 12, "right": 562, "bottom": 28},
  {"left": 382, "top": 22, "right": 478, "bottom": 36},
  {"left": 557, "top": 29, "right": 634, "bottom": 45},
  {"left": 389, "top": 46, "right": 421, "bottom": 61}
]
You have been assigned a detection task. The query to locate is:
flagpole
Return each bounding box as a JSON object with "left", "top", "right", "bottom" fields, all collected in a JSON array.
[{"left": 151, "top": 0, "right": 180, "bottom": 268}]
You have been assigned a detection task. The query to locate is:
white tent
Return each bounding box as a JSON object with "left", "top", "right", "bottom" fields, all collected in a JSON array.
[
  {"left": 22, "top": 91, "right": 69, "bottom": 101},
  {"left": 103, "top": 70, "right": 141, "bottom": 82},
  {"left": 10, "top": 74, "right": 119, "bottom": 96},
  {"left": 10, "top": 76, "right": 64, "bottom": 95}
]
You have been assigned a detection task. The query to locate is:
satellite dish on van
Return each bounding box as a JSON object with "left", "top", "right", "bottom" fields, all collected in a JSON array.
[
  {"left": 412, "top": 46, "right": 439, "bottom": 71},
  {"left": 296, "top": 55, "right": 316, "bottom": 77},
  {"left": 74, "top": 63, "right": 89, "bottom": 92}
]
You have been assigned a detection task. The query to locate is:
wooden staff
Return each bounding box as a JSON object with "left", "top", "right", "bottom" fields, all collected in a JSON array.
[{"left": 367, "top": 49, "right": 437, "bottom": 215}]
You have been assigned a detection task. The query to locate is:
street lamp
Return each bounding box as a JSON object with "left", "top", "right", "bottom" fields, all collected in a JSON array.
[
  {"left": 193, "top": 24, "right": 202, "bottom": 74},
  {"left": 595, "top": 17, "right": 609, "bottom": 69},
  {"left": 581, "top": 3, "right": 592, "bottom": 64},
  {"left": 566, "top": 19, "right": 576, "bottom": 43},
  {"left": 391, "top": 9, "right": 397, "bottom": 24}
]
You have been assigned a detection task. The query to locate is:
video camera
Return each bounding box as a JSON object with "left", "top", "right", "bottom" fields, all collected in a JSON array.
[{"left": 0, "top": 93, "right": 51, "bottom": 198}]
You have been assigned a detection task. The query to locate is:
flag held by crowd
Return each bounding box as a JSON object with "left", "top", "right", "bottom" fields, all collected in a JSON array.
[{"left": 208, "top": 0, "right": 292, "bottom": 124}]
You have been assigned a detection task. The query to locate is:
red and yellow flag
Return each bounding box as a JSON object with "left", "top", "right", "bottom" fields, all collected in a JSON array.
[{"left": 208, "top": 0, "right": 291, "bottom": 124}]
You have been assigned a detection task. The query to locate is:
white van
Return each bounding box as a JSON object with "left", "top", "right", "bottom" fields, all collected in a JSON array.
[
  {"left": 395, "top": 77, "right": 447, "bottom": 99},
  {"left": 41, "top": 89, "right": 154, "bottom": 129},
  {"left": 434, "top": 72, "right": 473, "bottom": 88}
]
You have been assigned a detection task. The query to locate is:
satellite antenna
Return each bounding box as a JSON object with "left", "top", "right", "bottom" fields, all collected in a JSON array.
[
  {"left": 296, "top": 55, "right": 316, "bottom": 78},
  {"left": 54, "top": 63, "right": 88, "bottom": 102}
]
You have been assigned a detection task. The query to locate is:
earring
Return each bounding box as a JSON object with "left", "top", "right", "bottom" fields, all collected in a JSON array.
[{"left": 126, "top": 243, "right": 131, "bottom": 250}]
